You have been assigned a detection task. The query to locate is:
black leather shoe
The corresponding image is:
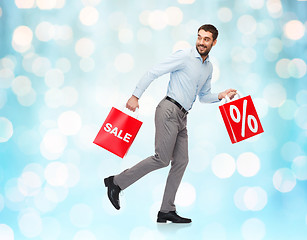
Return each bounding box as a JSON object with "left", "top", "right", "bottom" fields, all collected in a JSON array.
[
  {"left": 157, "top": 211, "right": 192, "bottom": 223},
  {"left": 104, "top": 176, "right": 121, "bottom": 210}
]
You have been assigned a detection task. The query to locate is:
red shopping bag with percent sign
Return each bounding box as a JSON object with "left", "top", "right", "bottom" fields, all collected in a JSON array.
[
  {"left": 93, "top": 107, "right": 143, "bottom": 158},
  {"left": 219, "top": 92, "right": 263, "bottom": 144}
]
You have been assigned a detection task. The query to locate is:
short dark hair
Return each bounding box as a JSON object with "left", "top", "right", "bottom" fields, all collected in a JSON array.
[{"left": 198, "top": 24, "right": 218, "bottom": 41}]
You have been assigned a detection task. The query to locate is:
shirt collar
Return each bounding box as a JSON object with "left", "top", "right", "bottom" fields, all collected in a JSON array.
[{"left": 193, "top": 46, "right": 210, "bottom": 63}]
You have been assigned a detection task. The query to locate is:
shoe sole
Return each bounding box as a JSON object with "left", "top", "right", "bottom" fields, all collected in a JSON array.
[
  {"left": 157, "top": 218, "right": 167, "bottom": 223},
  {"left": 157, "top": 218, "right": 191, "bottom": 223}
]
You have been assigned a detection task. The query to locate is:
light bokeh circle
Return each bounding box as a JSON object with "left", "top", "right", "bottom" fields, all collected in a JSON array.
[
  {"left": 296, "top": 89, "right": 307, "bottom": 106},
  {"left": 40, "top": 217, "right": 61, "bottom": 240},
  {"left": 57, "top": 111, "right": 82, "bottom": 135},
  {"left": 281, "top": 141, "right": 303, "bottom": 162},
  {"left": 79, "top": 6, "right": 99, "bottom": 26},
  {"left": 75, "top": 38, "right": 95, "bottom": 57},
  {"left": 165, "top": 7, "right": 183, "bottom": 26},
  {"left": 218, "top": 7, "right": 232, "bottom": 22},
  {"left": 273, "top": 168, "right": 296, "bottom": 193},
  {"left": 11, "top": 76, "right": 32, "bottom": 96},
  {"left": 70, "top": 203, "right": 93, "bottom": 228},
  {"left": 263, "top": 83, "right": 286, "bottom": 107},
  {"left": 237, "top": 15, "right": 257, "bottom": 35},
  {"left": 0, "top": 68, "right": 14, "bottom": 88},
  {"left": 175, "top": 182, "right": 196, "bottom": 207},
  {"left": 236, "top": 152, "right": 260, "bottom": 177},
  {"left": 249, "top": 0, "right": 264, "bottom": 9},
  {"left": 0, "top": 117, "right": 13, "bottom": 143},
  {"left": 234, "top": 186, "right": 267, "bottom": 211},
  {"left": 44, "top": 162, "right": 68, "bottom": 186},
  {"left": 203, "top": 222, "right": 227, "bottom": 240},
  {"left": 45, "top": 69, "right": 64, "bottom": 88},
  {"left": 18, "top": 171, "right": 42, "bottom": 197},
  {"left": 291, "top": 156, "right": 307, "bottom": 180},
  {"left": 0, "top": 224, "right": 14, "bottom": 240},
  {"left": 211, "top": 153, "right": 236, "bottom": 179},
  {"left": 35, "top": 21, "right": 55, "bottom": 42},
  {"left": 41, "top": 129, "right": 67, "bottom": 159},
  {"left": 288, "top": 58, "right": 306, "bottom": 78},
  {"left": 241, "top": 218, "right": 266, "bottom": 240},
  {"left": 243, "top": 187, "right": 267, "bottom": 211},
  {"left": 18, "top": 209, "right": 42, "bottom": 238},
  {"left": 15, "top": 0, "right": 35, "bottom": 9},
  {"left": 295, "top": 105, "right": 307, "bottom": 130},
  {"left": 114, "top": 53, "right": 134, "bottom": 73},
  {"left": 12, "top": 25, "right": 33, "bottom": 52},
  {"left": 74, "top": 230, "right": 96, "bottom": 240},
  {"left": 283, "top": 20, "right": 305, "bottom": 40},
  {"left": 148, "top": 10, "right": 168, "bottom": 30},
  {"left": 278, "top": 100, "right": 298, "bottom": 120}
]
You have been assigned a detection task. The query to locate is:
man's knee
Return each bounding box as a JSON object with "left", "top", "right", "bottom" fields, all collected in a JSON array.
[
  {"left": 172, "top": 157, "right": 189, "bottom": 169},
  {"left": 153, "top": 153, "right": 170, "bottom": 168},
  {"left": 182, "top": 158, "right": 189, "bottom": 168}
]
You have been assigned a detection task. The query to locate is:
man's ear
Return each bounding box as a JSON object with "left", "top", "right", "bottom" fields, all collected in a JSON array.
[{"left": 213, "top": 39, "right": 217, "bottom": 46}]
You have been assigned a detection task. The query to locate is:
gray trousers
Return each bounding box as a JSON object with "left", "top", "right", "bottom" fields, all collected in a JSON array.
[{"left": 114, "top": 98, "right": 189, "bottom": 212}]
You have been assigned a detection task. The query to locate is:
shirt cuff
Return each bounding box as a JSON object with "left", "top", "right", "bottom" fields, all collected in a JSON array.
[
  {"left": 132, "top": 87, "right": 144, "bottom": 99},
  {"left": 214, "top": 93, "right": 221, "bottom": 102}
]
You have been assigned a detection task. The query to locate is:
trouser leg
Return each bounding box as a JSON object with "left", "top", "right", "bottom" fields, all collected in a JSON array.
[
  {"left": 160, "top": 126, "right": 189, "bottom": 212},
  {"left": 113, "top": 99, "right": 180, "bottom": 190}
]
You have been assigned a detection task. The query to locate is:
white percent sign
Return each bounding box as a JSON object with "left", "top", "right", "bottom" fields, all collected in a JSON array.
[{"left": 229, "top": 99, "right": 258, "bottom": 137}]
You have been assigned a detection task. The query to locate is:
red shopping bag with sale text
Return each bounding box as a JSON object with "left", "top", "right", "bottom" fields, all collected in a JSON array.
[
  {"left": 93, "top": 107, "right": 142, "bottom": 158},
  {"left": 219, "top": 92, "right": 263, "bottom": 144}
]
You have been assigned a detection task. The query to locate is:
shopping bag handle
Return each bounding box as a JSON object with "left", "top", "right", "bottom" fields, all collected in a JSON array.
[
  {"left": 221, "top": 91, "right": 242, "bottom": 104},
  {"left": 121, "top": 106, "right": 140, "bottom": 119}
]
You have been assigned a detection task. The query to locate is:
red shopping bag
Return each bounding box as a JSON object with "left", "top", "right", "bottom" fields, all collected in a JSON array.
[
  {"left": 219, "top": 93, "right": 263, "bottom": 144},
  {"left": 93, "top": 107, "right": 143, "bottom": 158}
]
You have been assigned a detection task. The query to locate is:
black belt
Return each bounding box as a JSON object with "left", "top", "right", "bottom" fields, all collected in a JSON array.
[{"left": 166, "top": 96, "right": 188, "bottom": 115}]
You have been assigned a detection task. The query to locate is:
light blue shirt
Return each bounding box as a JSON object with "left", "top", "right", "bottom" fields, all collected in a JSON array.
[{"left": 133, "top": 47, "right": 220, "bottom": 111}]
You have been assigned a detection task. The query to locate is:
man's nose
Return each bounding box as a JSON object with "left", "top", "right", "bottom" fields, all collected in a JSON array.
[{"left": 199, "top": 39, "right": 205, "bottom": 45}]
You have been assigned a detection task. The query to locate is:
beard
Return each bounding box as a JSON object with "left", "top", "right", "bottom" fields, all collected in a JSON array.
[{"left": 196, "top": 43, "right": 213, "bottom": 57}]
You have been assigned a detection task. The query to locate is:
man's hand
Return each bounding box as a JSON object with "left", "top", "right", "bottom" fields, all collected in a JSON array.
[
  {"left": 126, "top": 95, "right": 139, "bottom": 112},
  {"left": 218, "top": 89, "right": 237, "bottom": 100}
]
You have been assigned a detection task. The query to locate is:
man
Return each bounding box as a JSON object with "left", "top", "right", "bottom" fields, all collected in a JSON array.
[{"left": 104, "top": 24, "right": 236, "bottom": 223}]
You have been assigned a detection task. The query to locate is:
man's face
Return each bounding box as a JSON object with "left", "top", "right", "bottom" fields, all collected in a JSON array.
[{"left": 196, "top": 30, "right": 217, "bottom": 57}]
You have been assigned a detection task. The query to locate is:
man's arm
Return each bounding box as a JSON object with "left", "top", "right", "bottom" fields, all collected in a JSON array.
[
  {"left": 198, "top": 73, "right": 237, "bottom": 103},
  {"left": 126, "top": 50, "right": 187, "bottom": 111},
  {"left": 198, "top": 73, "right": 220, "bottom": 103}
]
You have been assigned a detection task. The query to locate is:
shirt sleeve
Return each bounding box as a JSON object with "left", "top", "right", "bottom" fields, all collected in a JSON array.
[
  {"left": 133, "top": 50, "right": 186, "bottom": 99},
  {"left": 198, "top": 72, "right": 220, "bottom": 103}
]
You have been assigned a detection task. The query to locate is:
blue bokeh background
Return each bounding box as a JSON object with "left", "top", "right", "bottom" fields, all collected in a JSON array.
[{"left": 0, "top": 0, "right": 307, "bottom": 239}]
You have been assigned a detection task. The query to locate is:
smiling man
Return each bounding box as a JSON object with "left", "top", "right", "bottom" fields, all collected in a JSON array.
[{"left": 104, "top": 24, "right": 236, "bottom": 223}]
